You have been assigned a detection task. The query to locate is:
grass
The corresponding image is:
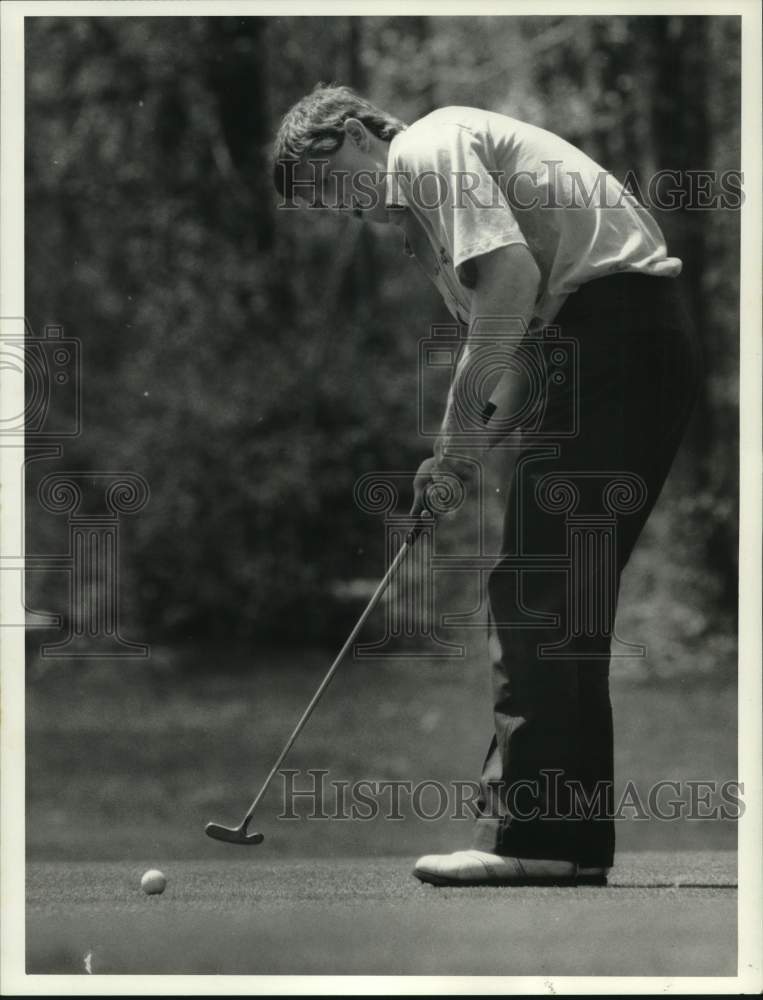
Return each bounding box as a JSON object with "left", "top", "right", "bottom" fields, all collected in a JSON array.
[
  {"left": 26, "top": 639, "right": 737, "bottom": 861},
  {"left": 26, "top": 855, "right": 737, "bottom": 975}
]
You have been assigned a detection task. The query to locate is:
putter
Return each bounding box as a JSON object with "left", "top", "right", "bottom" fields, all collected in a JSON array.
[{"left": 205, "top": 515, "right": 429, "bottom": 845}]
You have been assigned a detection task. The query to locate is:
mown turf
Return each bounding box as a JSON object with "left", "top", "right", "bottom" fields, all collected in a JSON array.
[
  {"left": 26, "top": 653, "right": 738, "bottom": 860},
  {"left": 26, "top": 853, "right": 736, "bottom": 976}
]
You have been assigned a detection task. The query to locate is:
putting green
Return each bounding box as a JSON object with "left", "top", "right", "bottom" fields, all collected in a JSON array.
[{"left": 26, "top": 852, "right": 737, "bottom": 976}]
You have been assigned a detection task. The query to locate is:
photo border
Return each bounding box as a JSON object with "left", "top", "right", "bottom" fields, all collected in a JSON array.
[{"left": 2, "top": 0, "right": 760, "bottom": 994}]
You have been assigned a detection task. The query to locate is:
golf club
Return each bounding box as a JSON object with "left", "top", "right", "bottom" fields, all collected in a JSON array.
[{"left": 205, "top": 514, "right": 430, "bottom": 845}]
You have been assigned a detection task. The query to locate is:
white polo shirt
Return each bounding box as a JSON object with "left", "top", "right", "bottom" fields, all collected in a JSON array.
[{"left": 384, "top": 106, "right": 681, "bottom": 326}]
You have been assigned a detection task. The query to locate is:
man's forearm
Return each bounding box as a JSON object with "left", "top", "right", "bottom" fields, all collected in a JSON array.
[
  {"left": 437, "top": 244, "right": 541, "bottom": 459},
  {"left": 437, "top": 341, "right": 527, "bottom": 447}
]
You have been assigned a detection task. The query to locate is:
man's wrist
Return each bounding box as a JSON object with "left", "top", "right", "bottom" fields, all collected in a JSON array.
[
  {"left": 434, "top": 437, "right": 479, "bottom": 487},
  {"left": 434, "top": 434, "right": 450, "bottom": 464}
]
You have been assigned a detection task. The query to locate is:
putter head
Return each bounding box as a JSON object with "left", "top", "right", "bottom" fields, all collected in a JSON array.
[{"left": 205, "top": 821, "right": 264, "bottom": 845}]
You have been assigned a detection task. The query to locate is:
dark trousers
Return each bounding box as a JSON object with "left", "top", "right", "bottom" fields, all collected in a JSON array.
[{"left": 471, "top": 273, "right": 703, "bottom": 866}]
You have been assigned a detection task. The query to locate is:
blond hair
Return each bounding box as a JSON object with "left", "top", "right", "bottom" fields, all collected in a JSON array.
[{"left": 272, "top": 83, "right": 407, "bottom": 198}]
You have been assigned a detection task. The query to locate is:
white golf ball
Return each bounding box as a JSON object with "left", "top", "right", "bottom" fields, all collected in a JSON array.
[{"left": 141, "top": 869, "right": 167, "bottom": 895}]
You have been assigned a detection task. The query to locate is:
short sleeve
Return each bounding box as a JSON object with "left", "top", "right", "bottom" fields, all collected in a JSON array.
[{"left": 387, "top": 122, "right": 529, "bottom": 290}]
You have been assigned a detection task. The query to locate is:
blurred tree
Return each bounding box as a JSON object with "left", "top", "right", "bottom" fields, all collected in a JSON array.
[{"left": 25, "top": 15, "right": 739, "bottom": 671}]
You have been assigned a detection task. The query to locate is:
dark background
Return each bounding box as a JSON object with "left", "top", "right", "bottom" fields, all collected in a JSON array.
[{"left": 23, "top": 16, "right": 740, "bottom": 859}]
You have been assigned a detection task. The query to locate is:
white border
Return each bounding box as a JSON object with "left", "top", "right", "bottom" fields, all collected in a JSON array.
[
  {"left": 737, "top": 0, "right": 763, "bottom": 987},
  {"left": 2, "top": 0, "right": 761, "bottom": 995}
]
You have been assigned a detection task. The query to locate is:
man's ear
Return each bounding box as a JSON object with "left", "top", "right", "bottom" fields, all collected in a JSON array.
[{"left": 343, "top": 117, "right": 368, "bottom": 151}]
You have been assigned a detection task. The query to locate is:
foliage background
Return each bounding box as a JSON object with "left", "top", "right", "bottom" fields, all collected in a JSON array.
[{"left": 25, "top": 15, "right": 740, "bottom": 680}]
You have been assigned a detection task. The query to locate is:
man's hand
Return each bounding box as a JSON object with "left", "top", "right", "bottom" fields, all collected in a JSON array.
[
  {"left": 410, "top": 456, "right": 439, "bottom": 519},
  {"left": 409, "top": 447, "right": 476, "bottom": 520}
]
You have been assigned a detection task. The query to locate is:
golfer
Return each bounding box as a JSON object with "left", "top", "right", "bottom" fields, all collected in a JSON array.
[{"left": 272, "top": 85, "right": 702, "bottom": 886}]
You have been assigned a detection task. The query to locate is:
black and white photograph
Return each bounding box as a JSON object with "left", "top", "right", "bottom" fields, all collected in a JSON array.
[{"left": 1, "top": 0, "right": 761, "bottom": 993}]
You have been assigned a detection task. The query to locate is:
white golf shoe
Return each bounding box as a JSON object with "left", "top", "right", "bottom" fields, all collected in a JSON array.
[{"left": 412, "top": 850, "right": 577, "bottom": 886}]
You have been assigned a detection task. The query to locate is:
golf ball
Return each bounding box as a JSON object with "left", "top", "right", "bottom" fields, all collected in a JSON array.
[{"left": 141, "top": 869, "right": 167, "bottom": 895}]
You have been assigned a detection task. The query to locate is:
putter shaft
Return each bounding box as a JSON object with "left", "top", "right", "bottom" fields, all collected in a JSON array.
[{"left": 222, "top": 533, "right": 417, "bottom": 835}]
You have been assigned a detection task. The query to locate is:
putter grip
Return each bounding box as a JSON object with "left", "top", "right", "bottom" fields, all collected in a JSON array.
[
  {"left": 406, "top": 512, "right": 434, "bottom": 546},
  {"left": 407, "top": 400, "right": 497, "bottom": 548},
  {"left": 405, "top": 517, "right": 431, "bottom": 545}
]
